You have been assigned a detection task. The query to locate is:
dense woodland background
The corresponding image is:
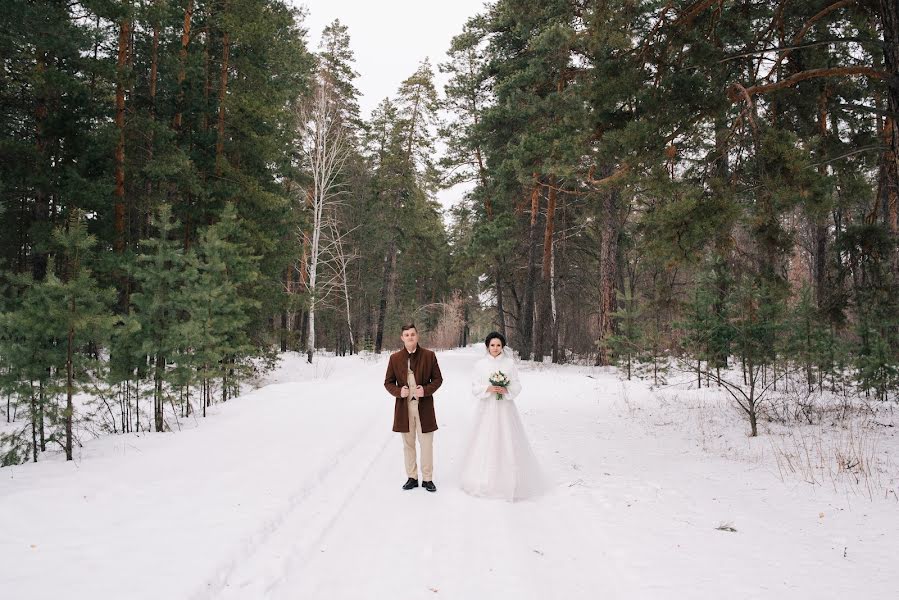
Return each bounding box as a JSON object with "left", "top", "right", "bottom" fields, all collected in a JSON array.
[{"left": 1, "top": 0, "right": 898, "bottom": 463}]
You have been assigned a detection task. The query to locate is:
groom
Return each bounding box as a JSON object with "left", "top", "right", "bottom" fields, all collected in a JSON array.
[{"left": 383, "top": 323, "right": 443, "bottom": 493}]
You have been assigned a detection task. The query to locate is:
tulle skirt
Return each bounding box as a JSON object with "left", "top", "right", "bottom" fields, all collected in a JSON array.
[{"left": 459, "top": 396, "right": 547, "bottom": 501}]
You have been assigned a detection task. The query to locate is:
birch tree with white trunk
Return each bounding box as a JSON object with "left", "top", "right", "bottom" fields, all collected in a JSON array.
[{"left": 296, "top": 74, "right": 350, "bottom": 363}]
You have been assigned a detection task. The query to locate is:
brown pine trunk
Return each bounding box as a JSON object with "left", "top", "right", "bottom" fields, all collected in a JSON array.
[
  {"left": 473, "top": 123, "right": 503, "bottom": 337},
  {"left": 550, "top": 234, "right": 561, "bottom": 363},
  {"left": 533, "top": 180, "right": 557, "bottom": 361},
  {"left": 596, "top": 188, "right": 621, "bottom": 366},
  {"left": 149, "top": 16, "right": 159, "bottom": 112},
  {"left": 519, "top": 176, "right": 541, "bottom": 361},
  {"left": 878, "top": 0, "right": 899, "bottom": 271},
  {"left": 33, "top": 51, "right": 50, "bottom": 281},
  {"left": 173, "top": 0, "right": 193, "bottom": 248},
  {"left": 494, "top": 263, "right": 507, "bottom": 339},
  {"left": 30, "top": 389, "right": 38, "bottom": 462},
  {"left": 114, "top": 18, "right": 130, "bottom": 254},
  {"left": 475, "top": 145, "right": 492, "bottom": 219},
  {"left": 38, "top": 381, "right": 45, "bottom": 451},
  {"left": 215, "top": 5, "right": 231, "bottom": 176},
  {"left": 65, "top": 304, "right": 75, "bottom": 461},
  {"left": 144, "top": 10, "right": 159, "bottom": 241},
  {"left": 815, "top": 87, "right": 829, "bottom": 308},
  {"left": 173, "top": 0, "right": 194, "bottom": 131},
  {"left": 203, "top": 24, "right": 212, "bottom": 133},
  {"left": 299, "top": 311, "right": 309, "bottom": 350},
  {"left": 154, "top": 353, "right": 164, "bottom": 432},
  {"left": 375, "top": 240, "right": 397, "bottom": 354}
]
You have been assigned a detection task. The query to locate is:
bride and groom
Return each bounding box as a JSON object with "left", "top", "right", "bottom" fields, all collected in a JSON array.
[{"left": 383, "top": 323, "right": 545, "bottom": 500}]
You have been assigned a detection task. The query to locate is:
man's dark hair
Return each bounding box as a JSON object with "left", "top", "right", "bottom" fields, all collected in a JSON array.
[
  {"left": 401, "top": 322, "right": 417, "bottom": 333},
  {"left": 484, "top": 331, "right": 506, "bottom": 347}
]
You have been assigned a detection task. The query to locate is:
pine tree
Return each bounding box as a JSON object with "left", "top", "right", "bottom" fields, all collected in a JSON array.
[
  {"left": 0, "top": 273, "right": 58, "bottom": 464},
  {"left": 607, "top": 288, "right": 643, "bottom": 381},
  {"left": 46, "top": 213, "right": 117, "bottom": 458},
  {"left": 366, "top": 62, "right": 447, "bottom": 352},
  {"left": 840, "top": 224, "right": 899, "bottom": 401},
  {"left": 784, "top": 286, "right": 833, "bottom": 394},
  {"left": 0, "top": 212, "right": 114, "bottom": 463},
  {"left": 131, "top": 205, "right": 190, "bottom": 432},
  {"left": 183, "top": 203, "right": 261, "bottom": 409},
  {"left": 318, "top": 19, "right": 362, "bottom": 133}
]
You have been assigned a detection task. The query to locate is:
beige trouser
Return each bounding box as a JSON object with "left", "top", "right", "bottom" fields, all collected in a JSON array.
[
  {"left": 402, "top": 398, "right": 434, "bottom": 480},
  {"left": 404, "top": 361, "right": 434, "bottom": 480}
]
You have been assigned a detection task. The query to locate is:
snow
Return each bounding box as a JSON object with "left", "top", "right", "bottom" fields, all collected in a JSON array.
[{"left": 2, "top": 347, "right": 897, "bottom": 599}]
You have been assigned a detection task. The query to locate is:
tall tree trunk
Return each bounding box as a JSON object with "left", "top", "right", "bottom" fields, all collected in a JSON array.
[
  {"left": 215, "top": 3, "right": 231, "bottom": 176},
  {"left": 461, "top": 301, "right": 470, "bottom": 347},
  {"left": 341, "top": 256, "right": 355, "bottom": 353},
  {"left": 154, "top": 352, "right": 164, "bottom": 432},
  {"left": 203, "top": 23, "right": 212, "bottom": 133},
  {"left": 520, "top": 177, "right": 541, "bottom": 361},
  {"left": 494, "top": 263, "right": 507, "bottom": 339},
  {"left": 135, "top": 380, "right": 141, "bottom": 432},
  {"left": 306, "top": 302, "right": 315, "bottom": 363},
  {"left": 173, "top": 0, "right": 194, "bottom": 131},
  {"left": 65, "top": 303, "right": 75, "bottom": 461},
  {"left": 815, "top": 87, "right": 829, "bottom": 308},
  {"left": 712, "top": 118, "right": 731, "bottom": 369},
  {"left": 533, "top": 180, "right": 557, "bottom": 361},
  {"left": 878, "top": 0, "right": 899, "bottom": 272},
  {"left": 114, "top": 18, "right": 130, "bottom": 254},
  {"left": 596, "top": 188, "right": 621, "bottom": 366},
  {"left": 30, "top": 389, "right": 38, "bottom": 462},
  {"left": 473, "top": 117, "right": 504, "bottom": 338},
  {"left": 300, "top": 311, "right": 309, "bottom": 350},
  {"left": 32, "top": 50, "right": 50, "bottom": 281},
  {"left": 144, "top": 9, "right": 159, "bottom": 239},
  {"left": 375, "top": 240, "right": 397, "bottom": 354},
  {"left": 173, "top": 0, "right": 194, "bottom": 247},
  {"left": 114, "top": 17, "right": 132, "bottom": 313},
  {"left": 550, "top": 235, "right": 560, "bottom": 363},
  {"left": 305, "top": 170, "right": 327, "bottom": 364},
  {"left": 298, "top": 229, "right": 309, "bottom": 351},
  {"left": 281, "top": 262, "right": 290, "bottom": 352},
  {"left": 38, "top": 380, "right": 45, "bottom": 452}
]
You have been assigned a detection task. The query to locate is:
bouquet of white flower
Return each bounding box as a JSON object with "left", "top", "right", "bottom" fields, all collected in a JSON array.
[{"left": 488, "top": 371, "right": 510, "bottom": 400}]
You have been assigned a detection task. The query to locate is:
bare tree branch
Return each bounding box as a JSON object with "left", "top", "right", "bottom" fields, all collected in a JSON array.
[{"left": 731, "top": 66, "right": 889, "bottom": 100}]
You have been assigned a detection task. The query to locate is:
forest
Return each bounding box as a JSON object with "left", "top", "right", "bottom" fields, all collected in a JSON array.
[{"left": 1, "top": 0, "right": 897, "bottom": 463}]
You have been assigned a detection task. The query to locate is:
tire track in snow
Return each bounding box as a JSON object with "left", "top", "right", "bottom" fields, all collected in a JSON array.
[
  {"left": 263, "top": 430, "right": 395, "bottom": 598},
  {"left": 190, "top": 392, "right": 390, "bottom": 600}
]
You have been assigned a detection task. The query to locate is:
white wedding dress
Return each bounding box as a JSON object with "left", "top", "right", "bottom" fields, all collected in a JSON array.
[{"left": 459, "top": 346, "right": 547, "bottom": 501}]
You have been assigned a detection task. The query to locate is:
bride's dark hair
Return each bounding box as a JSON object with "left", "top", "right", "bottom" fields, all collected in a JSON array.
[{"left": 484, "top": 331, "right": 506, "bottom": 347}]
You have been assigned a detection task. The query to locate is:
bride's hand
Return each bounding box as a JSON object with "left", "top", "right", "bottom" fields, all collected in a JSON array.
[{"left": 487, "top": 385, "right": 507, "bottom": 394}]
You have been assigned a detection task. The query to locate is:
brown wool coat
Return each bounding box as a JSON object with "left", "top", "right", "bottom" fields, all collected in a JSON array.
[{"left": 383, "top": 346, "right": 443, "bottom": 433}]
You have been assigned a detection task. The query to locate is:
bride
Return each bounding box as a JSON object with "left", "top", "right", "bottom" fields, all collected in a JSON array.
[{"left": 459, "top": 332, "right": 547, "bottom": 501}]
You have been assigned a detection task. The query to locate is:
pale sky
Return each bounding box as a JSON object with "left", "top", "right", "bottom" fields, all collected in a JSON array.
[{"left": 295, "top": 0, "right": 489, "bottom": 209}]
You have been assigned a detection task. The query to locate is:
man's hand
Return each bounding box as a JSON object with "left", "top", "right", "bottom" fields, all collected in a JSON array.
[
  {"left": 401, "top": 386, "right": 410, "bottom": 398},
  {"left": 415, "top": 385, "right": 425, "bottom": 399}
]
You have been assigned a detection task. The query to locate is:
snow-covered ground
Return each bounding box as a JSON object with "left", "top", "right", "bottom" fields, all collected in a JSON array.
[{"left": 2, "top": 346, "right": 898, "bottom": 599}]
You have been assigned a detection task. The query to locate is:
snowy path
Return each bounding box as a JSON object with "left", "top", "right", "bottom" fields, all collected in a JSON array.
[{"left": 2, "top": 347, "right": 897, "bottom": 599}]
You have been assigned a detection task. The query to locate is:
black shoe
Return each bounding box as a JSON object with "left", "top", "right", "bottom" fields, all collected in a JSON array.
[
  {"left": 402, "top": 477, "right": 419, "bottom": 490},
  {"left": 422, "top": 480, "right": 437, "bottom": 493}
]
